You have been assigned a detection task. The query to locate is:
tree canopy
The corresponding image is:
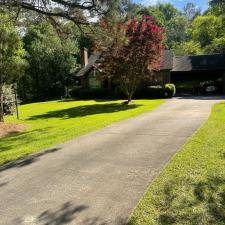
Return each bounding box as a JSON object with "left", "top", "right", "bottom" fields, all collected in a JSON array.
[
  {"left": 95, "top": 16, "right": 165, "bottom": 102},
  {"left": 0, "top": 13, "right": 27, "bottom": 121}
]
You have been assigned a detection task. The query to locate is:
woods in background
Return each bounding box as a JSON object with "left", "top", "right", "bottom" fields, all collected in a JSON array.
[{"left": 0, "top": 0, "right": 224, "bottom": 105}]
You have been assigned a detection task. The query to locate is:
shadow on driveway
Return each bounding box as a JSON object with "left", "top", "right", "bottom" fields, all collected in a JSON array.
[{"left": 0, "top": 147, "right": 60, "bottom": 173}]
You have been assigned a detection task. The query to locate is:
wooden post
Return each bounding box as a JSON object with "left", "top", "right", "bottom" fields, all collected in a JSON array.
[{"left": 13, "top": 83, "right": 19, "bottom": 120}]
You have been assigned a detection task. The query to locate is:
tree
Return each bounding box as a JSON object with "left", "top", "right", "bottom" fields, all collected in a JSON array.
[
  {"left": 158, "top": 3, "right": 179, "bottom": 21},
  {"left": 183, "top": 2, "right": 201, "bottom": 21},
  {"left": 95, "top": 16, "right": 164, "bottom": 103},
  {"left": 0, "top": 14, "right": 27, "bottom": 122},
  {"left": 19, "top": 21, "right": 79, "bottom": 102},
  {"left": 174, "top": 41, "right": 202, "bottom": 55},
  {"left": 0, "top": 0, "right": 109, "bottom": 25},
  {"left": 191, "top": 15, "right": 223, "bottom": 47},
  {"left": 166, "top": 15, "right": 190, "bottom": 48}
]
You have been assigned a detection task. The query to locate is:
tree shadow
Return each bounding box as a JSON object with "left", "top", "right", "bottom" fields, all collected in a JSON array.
[
  {"left": 0, "top": 147, "right": 60, "bottom": 173},
  {"left": 154, "top": 175, "right": 225, "bottom": 225},
  {"left": 13, "top": 201, "right": 128, "bottom": 225},
  {"left": 13, "top": 202, "right": 88, "bottom": 225},
  {"left": 26, "top": 103, "right": 141, "bottom": 121},
  {"left": 0, "top": 181, "right": 8, "bottom": 188},
  {"left": 38, "top": 202, "right": 88, "bottom": 225}
]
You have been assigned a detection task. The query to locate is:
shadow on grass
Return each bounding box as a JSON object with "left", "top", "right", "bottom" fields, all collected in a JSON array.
[
  {"left": 153, "top": 175, "right": 225, "bottom": 225},
  {"left": 27, "top": 103, "right": 141, "bottom": 120},
  {"left": 0, "top": 147, "right": 60, "bottom": 173}
]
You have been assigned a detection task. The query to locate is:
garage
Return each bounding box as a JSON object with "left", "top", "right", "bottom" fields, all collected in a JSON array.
[{"left": 170, "top": 54, "right": 225, "bottom": 95}]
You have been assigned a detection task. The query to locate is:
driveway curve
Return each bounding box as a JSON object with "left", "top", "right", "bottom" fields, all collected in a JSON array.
[{"left": 0, "top": 96, "right": 223, "bottom": 225}]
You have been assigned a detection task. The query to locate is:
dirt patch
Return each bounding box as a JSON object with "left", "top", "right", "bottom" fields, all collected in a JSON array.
[{"left": 0, "top": 123, "right": 28, "bottom": 138}]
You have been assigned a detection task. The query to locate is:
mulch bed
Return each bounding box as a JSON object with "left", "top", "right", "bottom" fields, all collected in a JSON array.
[{"left": 0, "top": 122, "right": 28, "bottom": 138}]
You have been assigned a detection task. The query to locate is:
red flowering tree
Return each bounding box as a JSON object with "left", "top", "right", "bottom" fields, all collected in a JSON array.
[{"left": 95, "top": 16, "right": 165, "bottom": 103}]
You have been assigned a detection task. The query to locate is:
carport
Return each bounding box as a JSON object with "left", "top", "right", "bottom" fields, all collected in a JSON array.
[{"left": 170, "top": 54, "right": 225, "bottom": 94}]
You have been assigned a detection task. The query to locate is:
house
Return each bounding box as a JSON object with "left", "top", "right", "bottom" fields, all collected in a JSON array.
[
  {"left": 76, "top": 48, "right": 225, "bottom": 94},
  {"left": 75, "top": 48, "right": 173, "bottom": 89}
]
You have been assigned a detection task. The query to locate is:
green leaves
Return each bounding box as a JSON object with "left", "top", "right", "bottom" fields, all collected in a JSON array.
[{"left": 0, "top": 13, "right": 27, "bottom": 84}]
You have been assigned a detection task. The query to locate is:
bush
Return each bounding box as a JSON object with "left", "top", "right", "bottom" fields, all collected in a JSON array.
[
  {"left": 164, "top": 83, "right": 176, "bottom": 98},
  {"left": 3, "top": 85, "right": 16, "bottom": 115},
  {"left": 70, "top": 87, "right": 81, "bottom": 99},
  {"left": 70, "top": 87, "right": 108, "bottom": 99},
  {"left": 142, "top": 85, "right": 165, "bottom": 98}
]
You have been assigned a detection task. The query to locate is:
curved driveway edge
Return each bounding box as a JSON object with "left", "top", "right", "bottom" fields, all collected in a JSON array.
[{"left": 0, "top": 96, "right": 224, "bottom": 225}]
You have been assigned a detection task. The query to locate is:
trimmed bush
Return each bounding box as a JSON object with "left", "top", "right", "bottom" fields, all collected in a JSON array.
[
  {"left": 142, "top": 85, "right": 165, "bottom": 98},
  {"left": 164, "top": 83, "right": 176, "bottom": 98},
  {"left": 70, "top": 87, "right": 108, "bottom": 99}
]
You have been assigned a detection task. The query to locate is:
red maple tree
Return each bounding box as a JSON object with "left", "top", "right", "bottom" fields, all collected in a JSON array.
[{"left": 96, "top": 16, "right": 165, "bottom": 103}]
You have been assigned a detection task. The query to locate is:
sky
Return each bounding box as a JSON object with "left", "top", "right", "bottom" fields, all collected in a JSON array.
[{"left": 133, "top": 0, "right": 209, "bottom": 12}]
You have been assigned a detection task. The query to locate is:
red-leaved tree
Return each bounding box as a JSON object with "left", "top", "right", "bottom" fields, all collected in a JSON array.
[{"left": 95, "top": 16, "right": 165, "bottom": 103}]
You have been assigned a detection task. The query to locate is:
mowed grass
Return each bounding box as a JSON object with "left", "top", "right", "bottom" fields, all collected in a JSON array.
[
  {"left": 0, "top": 99, "right": 164, "bottom": 165},
  {"left": 129, "top": 102, "right": 225, "bottom": 225}
]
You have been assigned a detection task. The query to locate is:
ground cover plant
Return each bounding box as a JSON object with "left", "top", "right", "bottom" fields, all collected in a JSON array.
[
  {"left": 0, "top": 99, "right": 164, "bottom": 165},
  {"left": 129, "top": 102, "right": 225, "bottom": 225}
]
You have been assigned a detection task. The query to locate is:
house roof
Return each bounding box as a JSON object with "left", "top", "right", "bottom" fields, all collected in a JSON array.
[
  {"left": 161, "top": 50, "right": 173, "bottom": 70},
  {"left": 76, "top": 52, "right": 101, "bottom": 77},
  {"left": 172, "top": 54, "right": 225, "bottom": 72},
  {"left": 76, "top": 50, "right": 173, "bottom": 77}
]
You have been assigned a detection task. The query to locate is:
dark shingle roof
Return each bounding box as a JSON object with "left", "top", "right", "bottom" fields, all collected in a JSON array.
[
  {"left": 76, "top": 50, "right": 173, "bottom": 77},
  {"left": 161, "top": 50, "right": 173, "bottom": 70},
  {"left": 173, "top": 54, "right": 225, "bottom": 72},
  {"left": 76, "top": 52, "right": 101, "bottom": 77}
]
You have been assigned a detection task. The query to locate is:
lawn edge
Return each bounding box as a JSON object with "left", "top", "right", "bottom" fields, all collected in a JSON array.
[{"left": 127, "top": 102, "right": 216, "bottom": 224}]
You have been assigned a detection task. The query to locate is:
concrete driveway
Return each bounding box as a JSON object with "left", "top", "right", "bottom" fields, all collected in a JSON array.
[{"left": 0, "top": 96, "right": 223, "bottom": 225}]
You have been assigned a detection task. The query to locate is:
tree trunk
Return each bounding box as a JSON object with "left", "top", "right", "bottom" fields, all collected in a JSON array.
[
  {"left": 0, "top": 84, "right": 4, "bottom": 122},
  {"left": 127, "top": 94, "right": 132, "bottom": 104}
]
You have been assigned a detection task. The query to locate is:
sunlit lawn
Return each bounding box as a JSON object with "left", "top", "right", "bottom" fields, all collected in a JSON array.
[
  {"left": 0, "top": 99, "right": 165, "bottom": 165},
  {"left": 129, "top": 102, "right": 225, "bottom": 225}
]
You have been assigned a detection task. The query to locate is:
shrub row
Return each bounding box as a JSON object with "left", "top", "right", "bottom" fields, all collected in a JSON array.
[{"left": 70, "top": 83, "right": 176, "bottom": 100}]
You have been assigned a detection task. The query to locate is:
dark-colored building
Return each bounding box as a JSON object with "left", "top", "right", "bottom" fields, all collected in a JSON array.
[
  {"left": 171, "top": 54, "right": 225, "bottom": 94},
  {"left": 76, "top": 49, "right": 225, "bottom": 94}
]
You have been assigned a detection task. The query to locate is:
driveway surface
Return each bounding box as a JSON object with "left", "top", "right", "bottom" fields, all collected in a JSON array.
[{"left": 0, "top": 96, "right": 224, "bottom": 225}]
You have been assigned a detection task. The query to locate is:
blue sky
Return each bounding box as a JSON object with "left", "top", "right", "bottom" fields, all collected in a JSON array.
[{"left": 133, "top": 0, "right": 209, "bottom": 12}]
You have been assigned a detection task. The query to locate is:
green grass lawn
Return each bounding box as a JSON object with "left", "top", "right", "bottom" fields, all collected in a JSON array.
[
  {"left": 129, "top": 102, "right": 225, "bottom": 225},
  {"left": 0, "top": 99, "right": 164, "bottom": 165}
]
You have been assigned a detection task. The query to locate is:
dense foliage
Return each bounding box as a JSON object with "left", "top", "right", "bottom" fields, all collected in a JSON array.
[
  {"left": 0, "top": 0, "right": 224, "bottom": 108},
  {"left": 95, "top": 16, "right": 165, "bottom": 102},
  {"left": 18, "top": 21, "right": 79, "bottom": 102},
  {"left": 0, "top": 14, "right": 27, "bottom": 122}
]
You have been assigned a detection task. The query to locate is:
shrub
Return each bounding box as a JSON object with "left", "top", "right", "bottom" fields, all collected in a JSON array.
[
  {"left": 70, "top": 87, "right": 81, "bottom": 99},
  {"left": 3, "top": 85, "right": 16, "bottom": 115},
  {"left": 142, "top": 85, "right": 165, "bottom": 98},
  {"left": 164, "top": 83, "right": 176, "bottom": 98},
  {"left": 70, "top": 87, "right": 108, "bottom": 99}
]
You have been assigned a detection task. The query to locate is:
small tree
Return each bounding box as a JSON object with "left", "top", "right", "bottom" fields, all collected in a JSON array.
[
  {"left": 0, "top": 14, "right": 27, "bottom": 122},
  {"left": 95, "top": 16, "right": 165, "bottom": 103}
]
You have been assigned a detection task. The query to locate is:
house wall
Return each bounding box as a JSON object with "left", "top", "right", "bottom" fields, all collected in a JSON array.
[{"left": 150, "top": 70, "right": 171, "bottom": 85}]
